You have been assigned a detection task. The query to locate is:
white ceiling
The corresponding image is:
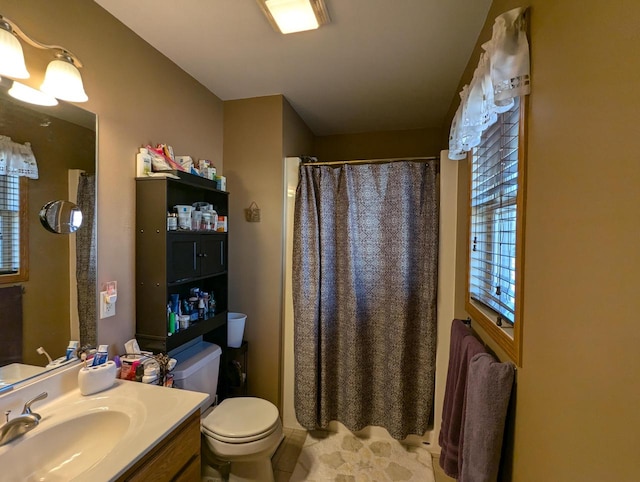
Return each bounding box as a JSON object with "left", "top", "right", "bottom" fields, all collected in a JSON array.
[{"left": 95, "top": 0, "right": 492, "bottom": 136}]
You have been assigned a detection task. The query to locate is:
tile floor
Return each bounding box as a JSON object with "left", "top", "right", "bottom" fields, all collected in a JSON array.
[
  {"left": 272, "top": 428, "right": 456, "bottom": 482},
  {"left": 272, "top": 428, "right": 308, "bottom": 481},
  {"left": 431, "top": 454, "right": 456, "bottom": 482}
]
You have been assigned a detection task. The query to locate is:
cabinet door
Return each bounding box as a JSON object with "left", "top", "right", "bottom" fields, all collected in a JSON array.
[
  {"left": 168, "top": 236, "right": 198, "bottom": 282},
  {"left": 199, "top": 236, "right": 226, "bottom": 276}
]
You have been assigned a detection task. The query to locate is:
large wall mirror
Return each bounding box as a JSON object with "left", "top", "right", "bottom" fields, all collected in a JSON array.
[{"left": 0, "top": 83, "right": 97, "bottom": 390}]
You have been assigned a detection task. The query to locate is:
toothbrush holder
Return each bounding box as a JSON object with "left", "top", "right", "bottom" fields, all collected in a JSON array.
[{"left": 78, "top": 360, "right": 117, "bottom": 396}]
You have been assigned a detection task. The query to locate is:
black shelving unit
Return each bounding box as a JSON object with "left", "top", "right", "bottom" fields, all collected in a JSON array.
[
  {"left": 135, "top": 171, "right": 229, "bottom": 353},
  {"left": 220, "top": 341, "right": 248, "bottom": 400}
]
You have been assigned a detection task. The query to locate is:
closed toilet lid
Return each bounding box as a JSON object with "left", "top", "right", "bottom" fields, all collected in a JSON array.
[{"left": 202, "top": 397, "right": 280, "bottom": 442}]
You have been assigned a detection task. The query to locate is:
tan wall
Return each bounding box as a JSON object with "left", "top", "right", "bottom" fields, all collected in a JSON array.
[
  {"left": 224, "top": 95, "right": 313, "bottom": 408},
  {"left": 1, "top": 0, "right": 224, "bottom": 356},
  {"left": 315, "top": 127, "right": 442, "bottom": 161},
  {"left": 450, "top": 1, "right": 640, "bottom": 480},
  {"left": 224, "top": 95, "right": 282, "bottom": 407},
  {"left": 283, "top": 98, "right": 315, "bottom": 158}
]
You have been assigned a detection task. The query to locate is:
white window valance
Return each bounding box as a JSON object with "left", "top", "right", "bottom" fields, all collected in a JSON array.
[
  {"left": 449, "top": 7, "right": 530, "bottom": 161},
  {"left": 0, "top": 135, "right": 39, "bottom": 179}
]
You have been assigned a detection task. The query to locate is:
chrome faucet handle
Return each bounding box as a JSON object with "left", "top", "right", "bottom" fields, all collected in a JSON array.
[{"left": 22, "top": 392, "right": 48, "bottom": 420}]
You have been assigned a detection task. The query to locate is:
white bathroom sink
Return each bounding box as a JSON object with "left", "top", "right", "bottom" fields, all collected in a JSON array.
[
  {"left": 0, "top": 363, "right": 47, "bottom": 388},
  {"left": 0, "top": 378, "right": 207, "bottom": 481},
  {"left": 0, "top": 410, "right": 130, "bottom": 481}
]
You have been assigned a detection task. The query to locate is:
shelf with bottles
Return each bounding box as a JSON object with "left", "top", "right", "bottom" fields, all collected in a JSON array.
[
  {"left": 166, "top": 172, "right": 229, "bottom": 233},
  {"left": 157, "top": 312, "right": 227, "bottom": 353},
  {"left": 167, "top": 285, "right": 222, "bottom": 332},
  {"left": 140, "top": 277, "right": 227, "bottom": 353},
  {"left": 135, "top": 170, "right": 230, "bottom": 354}
]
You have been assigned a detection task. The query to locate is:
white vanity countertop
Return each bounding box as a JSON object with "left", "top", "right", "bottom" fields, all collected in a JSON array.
[{"left": 0, "top": 376, "right": 207, "bottom": 481}]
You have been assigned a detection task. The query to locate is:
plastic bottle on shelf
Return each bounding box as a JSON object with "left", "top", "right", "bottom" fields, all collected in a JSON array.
[
  {"left": 209, "top": 292, "right": 216, "bottom": 317},
  {"left": 167, "top": 212, "right": 177, "bottom": 231},
  {"left": 136, "top": 148, "right": 152, "bottom": 177}
]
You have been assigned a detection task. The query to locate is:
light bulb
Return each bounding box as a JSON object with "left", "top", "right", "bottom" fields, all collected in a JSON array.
[
  {"left": 0, "top": 23, "right": 29, "bottom": 79},
  {"left": 8, "top": 81, "right": 58, "bottom": 106},
  {"left": 41, "top": 54, "right": 88, "bottom": 102}
]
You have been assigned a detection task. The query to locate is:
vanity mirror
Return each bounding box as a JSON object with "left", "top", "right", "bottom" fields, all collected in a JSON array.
[
  {"left": 39, "top": 200, "right": 83, "bottom": 234},
  {"left": 0, "top": 84, "right": 97, "bottom": 389}
]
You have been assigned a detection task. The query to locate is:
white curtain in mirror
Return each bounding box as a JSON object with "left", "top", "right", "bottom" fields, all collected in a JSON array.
[{"left": 0, "top": 135, "right": 39, "bottom": 178}]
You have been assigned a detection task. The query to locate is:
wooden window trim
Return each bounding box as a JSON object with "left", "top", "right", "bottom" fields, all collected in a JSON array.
[
  {"left": 465, "top": 96, "right": 528, "bottom": 366},
  {"left": 0, "top": 176, "right": 28, "bottom": 284}
]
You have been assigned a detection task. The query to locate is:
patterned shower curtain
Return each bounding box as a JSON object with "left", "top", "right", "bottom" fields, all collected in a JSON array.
[
  {"left": 293, "top": 160, "right": 439, "bottom": 440},
  {"left": 76, "top": 173, "right": 96, "bottom": 347}
]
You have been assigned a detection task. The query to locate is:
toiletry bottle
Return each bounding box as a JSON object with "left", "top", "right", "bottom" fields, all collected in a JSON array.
[
  {"left": 66, "top": 340, "right": 79, "bottom": 361},
  {"left": 92, "top": 344, "right": 109, "bottom": 366},
  {"left": 169, "top": 312, "right": 176, "bottom": 335},
  {"left": 167, "top": 212, "right": 177, "bottom": 231},
  {"left": 129, "top": 360, "right": 140, "bottom": 381},
  {"left": 209, "top": 292, "right": 216, "bottom": 317},
  {"left": 202, "top": 292, "right": 210, "bottom": 319},
  {"left": 136, "top": 148, "right": 152, "bottom": 177}
]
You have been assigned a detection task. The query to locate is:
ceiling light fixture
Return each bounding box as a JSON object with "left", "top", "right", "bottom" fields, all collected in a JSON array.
[
  {"left": 0, "top": 14, "right": 88, "bottom": 103},
  {"left": 257, "top": 0, "right": 330, "bottom": 34}
]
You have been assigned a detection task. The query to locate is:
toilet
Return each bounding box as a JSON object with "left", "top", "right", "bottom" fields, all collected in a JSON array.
[{"left": 172, "top": 339, "right": 283, "bottom": 482}]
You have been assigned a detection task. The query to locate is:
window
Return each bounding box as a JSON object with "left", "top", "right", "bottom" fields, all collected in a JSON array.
[
  {"left": 466, "top": 97, "right": 526, "bottom": 365},
  {"left": 0, "top": 175, "right": 28, "bottom": 282}
]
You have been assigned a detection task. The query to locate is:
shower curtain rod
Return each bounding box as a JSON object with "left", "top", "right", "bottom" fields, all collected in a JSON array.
[{"left": 300, "top": 156, "right": 439, "bottom": 166}]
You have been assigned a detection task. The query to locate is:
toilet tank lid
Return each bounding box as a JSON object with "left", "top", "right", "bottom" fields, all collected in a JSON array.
[{"left": 173, "top": 341, "right": 222, "bottom": 380}]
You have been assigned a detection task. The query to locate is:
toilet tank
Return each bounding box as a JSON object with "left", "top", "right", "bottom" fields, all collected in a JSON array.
[{"left": 172, "top": 341, "right": 222, "bottom": 409}]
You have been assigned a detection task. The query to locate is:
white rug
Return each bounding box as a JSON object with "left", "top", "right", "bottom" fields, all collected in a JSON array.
[{"left": 289, "top": 431, "right": 435, "bottom": 482}]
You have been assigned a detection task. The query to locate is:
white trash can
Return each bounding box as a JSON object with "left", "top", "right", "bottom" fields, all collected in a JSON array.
[{"left": 227, "top": 312, "right": 247, "bottom": 348}]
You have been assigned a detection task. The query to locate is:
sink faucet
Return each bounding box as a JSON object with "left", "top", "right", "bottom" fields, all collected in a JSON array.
[
  {"left": 0, "top": 391, "right": 48, "bottom": 446},
  {"left": 22, "top": 392, "right": 48, "bottom": 421},
  {"left": 0, "top": 413, "right": 39, "bottom": 446}
]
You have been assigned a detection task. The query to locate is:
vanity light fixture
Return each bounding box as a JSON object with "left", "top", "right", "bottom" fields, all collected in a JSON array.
[
  {"left": 257, "top": 0, "right": 330, "bottom": 34},
  {"left": 0, "top": 19, "right": 29, "bottom": 78},
  {"left": 8, "top": 81, "right": 58, "bottom": 106},
  {"left": 40, "top": 52, "right": 88, "bottom": 102},
  {"left": 0, "top": 14, "right": 88, "bottom": 103}
]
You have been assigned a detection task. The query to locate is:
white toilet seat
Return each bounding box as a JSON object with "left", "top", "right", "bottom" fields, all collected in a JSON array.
[
  {"left": 202, "top": 397, "right": 280, "bottom": 443},
  {"left": 203, "top": 419, "right": 280, "bottom": 443},
  {"left": 201, "top": 396, "right": 284, "bottom": 482}
]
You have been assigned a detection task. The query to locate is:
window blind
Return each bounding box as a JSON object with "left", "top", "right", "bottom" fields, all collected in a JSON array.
[
  {"left": 469, "top": 97, "right": 520, "bottom": 323},
  {"left": 0, "top": 175, "right": 20, "bottom": 275}
]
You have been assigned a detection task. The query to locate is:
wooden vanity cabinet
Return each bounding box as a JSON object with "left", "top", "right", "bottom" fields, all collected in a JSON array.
[
  {"left": 117, "top": 410, "right": 201, "bottom": 481},
  {"left": 136, "top": 171, "right": 229, "bottom": 353}
]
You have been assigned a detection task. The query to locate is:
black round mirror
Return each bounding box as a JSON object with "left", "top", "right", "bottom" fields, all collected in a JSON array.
[{"left": 39, "top": 200, "right": 83, "bottom": 234}]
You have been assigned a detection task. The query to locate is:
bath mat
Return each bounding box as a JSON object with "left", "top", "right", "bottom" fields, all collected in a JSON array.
[{"left": 289, "top": 431, "right": 435, "bottom": 482}]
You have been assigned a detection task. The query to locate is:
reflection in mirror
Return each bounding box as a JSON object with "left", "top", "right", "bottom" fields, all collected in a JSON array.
[
  {"left": 39, "top": 200, "right": 83, "bottom": 234},
  {"left": 0, "top": 175, "right": 27, "bottom": 281},
  {"left": 0, "top": 84, "right": 97, "bottom": 390}
]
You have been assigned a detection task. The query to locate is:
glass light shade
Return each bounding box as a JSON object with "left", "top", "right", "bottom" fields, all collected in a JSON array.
[
  {"left": 265, "top": 0, "right": 319, "bottom": 34},
  {"left": 0, "top": 27, "right": 30, "bottom": 79},
  {"left": 41, "top": 57, "right": 88, "bottom": 102},
  {"left": 8, "top": 81, "right": 58, "bottom": 106}
]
